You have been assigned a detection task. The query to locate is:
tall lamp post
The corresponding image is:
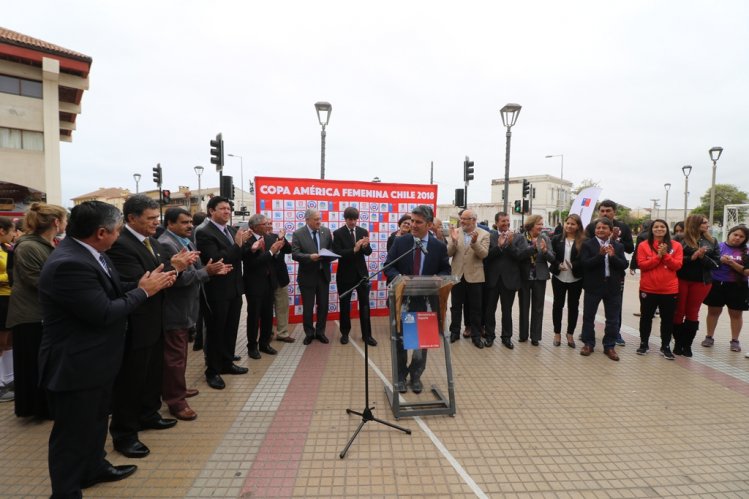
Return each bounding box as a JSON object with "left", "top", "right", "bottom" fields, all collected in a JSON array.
[
  {"left": 708, "top": 146, "right": 723, "bottom": 227},
  {"left": 663, "top": 183, "right": 671, "bottom": 228},
  {"left": 227, "top": 153, "right": 245, "bottom": 218},
  {"left": 133, "top": 173, "right": 141, "bottom": 194},
  {"left": 314, "top": 101, "right": 332, "bottom": 179},
  {"left": 545, "top": 154, "right": 564, "bottom": 226},
  {"left": 500, "top": 103, "right": 522, "bottom": 214},
  {"left": 682, "top": 165, "right": 692, "bottom": 222},
  {"left": 193, "top": 165, "right": 204, "bottom": 210},
  {"left": 544, "top": 154, "right": 564, "bottom": 179}
]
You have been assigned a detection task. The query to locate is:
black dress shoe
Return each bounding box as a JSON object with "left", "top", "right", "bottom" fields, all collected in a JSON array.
[
  {"left": 233, "top": 354, "right": 241, "bottom": 361},
  {"left": 364, "top": 336, "right": 378, "bottom": 347},
  {"left": 140, "top": 417, "right": 177, "bottom": 430},
  {"left": 206, "top": 374, "right": 225, "bottom": 389},
  {"left": 395, "top": 379, "right": 407, "bottom": 394},
  {"left": 501, "top": 338, "right": 514, "bottom": 349},
  {"left": 531, "top": 340, "right": 539, "bottom": 346},
  {"left": 472, "top": 338, "right": 484, "bottom": 349},
  {"left": 410, "top": 377, "right": 423, "bottom": 394},
  {"left": 484, "top": 339, "right": 494, "bottom": 347},
  {"left": 222, "top": 364, "right": 249, "bottom": 375},
  {"left": 450, "top": 334, "right": 460, "bottom": 343},
  {"left": 518, "top": 338, "right": 528, "bottom": 343},
  {"left": 303, "top": 336, "right": 313, "bottom": 345},
  {"left": 248, "top": 348, "right": 261, "bottom": 360},
  {"left": 316, "top": 334, "right": 329, "bottom": 344},
  {"left": 114, "top": 439, "right": 150, "bottom": 458},
  {"left": 340, "top": 334, "right": 349, "bottom": 345},
  {"left": 259, "top": 344, "right": 277, "bottom": 355},
  {"left": 82, "top": 463, "right": 138, "bottom": 488}
]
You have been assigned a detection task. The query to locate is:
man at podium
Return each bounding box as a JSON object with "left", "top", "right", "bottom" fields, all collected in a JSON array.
[{"left": 384, "top": 205, "right": 450, "bottom": 394}]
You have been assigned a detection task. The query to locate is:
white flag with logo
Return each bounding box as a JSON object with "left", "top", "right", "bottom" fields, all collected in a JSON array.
[{"left": 569, "top": 187, "right": 603, "bottom": 228}]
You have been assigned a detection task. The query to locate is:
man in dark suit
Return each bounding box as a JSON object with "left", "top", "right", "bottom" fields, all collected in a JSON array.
[
  {"left": 158, "top": 208, "right": 231, "bottom": 421},
  {"left": 38, "top": 201, "right": 175, "bottom": 498},
  {"left": 384, "top": 205, "right": 451, "bottom": 394},
  {"left": 484, "top": 212, "right": 528, "bottom": 349},
  {"left": 332, "top": 206, "right": 376, "bottom": 346},
  {"left": 579, "top": 217, "right": 629, "bottom": 361},
  {"left": 107, "top": 195, "right": 197, "bottom": 458},
  {"left": 269, "top": 220, "right": 294, "bottom": 343},
  {"left": 195, "top": 196, "right": 250, "bottom": 390},
  {"left": 242, "top": 213, "right": 286, "bottom": 359},
  {"left": 292, "top": 208, "right": 333, "bottom": 345}
]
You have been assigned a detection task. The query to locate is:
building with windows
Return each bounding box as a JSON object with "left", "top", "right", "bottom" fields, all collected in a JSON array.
[
  {"left": 0, "top": 27, "right": 91, "bottom": 207},
  {"left": 491, "top": 174, "right": 573, "bottom": 229}
]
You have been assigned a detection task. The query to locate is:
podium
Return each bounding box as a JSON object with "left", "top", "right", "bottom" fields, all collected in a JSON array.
[{"left": 385, "top": 275, "right": 458, "bottom": 418}]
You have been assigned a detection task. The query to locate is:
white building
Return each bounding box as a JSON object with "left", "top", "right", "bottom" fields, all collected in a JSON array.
[{"left": 491, "top": 174, "right": 573, "bottom": 229}]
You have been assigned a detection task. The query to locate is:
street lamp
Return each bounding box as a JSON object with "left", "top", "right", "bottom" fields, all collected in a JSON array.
[
  {"left": 500, "top": 103, "right": 522, "bottom": 214},
  {"left": 193, "top": 165, "right": 204, "bottom": 210},
  {"left": 545, "top": 154, "right": 564, "bottom": 179},
  {"left": 227, "top": 153, "right": 245, "bottom": 219},
  {"left": 133, "top": 173, "right": 141, "bottom": 194},
  {"left": 708, "top": 146, "right": 723, "bottom": 227},
  {"left": 664, "top": 183, "right": 671, "bottom": 228},
  {"left": 372, "top": 176, "right": 381, "bottom": 183},
  {"left": 682, "top": 165, "right": 692, "bottom": 222},
  {"left": 314, "top": 101, "right": 332, "bottom": 179},
  {"left": 650, "top": 198, "right": 660, "bottom": 220}
]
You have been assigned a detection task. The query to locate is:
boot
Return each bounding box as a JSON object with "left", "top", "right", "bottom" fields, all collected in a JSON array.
[
  {"left": 682, "top": 320, "right": 699, "bottom": 357},
  {"left": 672, "top": 322, "right": 684, "bottom": 356}
]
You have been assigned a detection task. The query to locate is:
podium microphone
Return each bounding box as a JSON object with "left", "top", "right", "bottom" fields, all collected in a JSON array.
[{"left": 414, "top": 237, "right": 428, "bottom": 254}]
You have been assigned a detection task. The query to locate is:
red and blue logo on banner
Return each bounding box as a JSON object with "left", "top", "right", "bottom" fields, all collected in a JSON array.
[{"left": 402, "top": 312, "right": 440, "bottom": 349}]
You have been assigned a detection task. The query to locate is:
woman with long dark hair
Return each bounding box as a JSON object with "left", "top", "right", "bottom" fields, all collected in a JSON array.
[
  {"left": 701, "top": 225, "right": 749, "bottom": 352},
  {"left": 636, "top": 219, "right": 683, "bottom": 359},
  {"left": 549, "top": 214, "right": 584, "bottom": 348},
  {"left": 672, "top": 215, "right": 719, "bottom": 356}
]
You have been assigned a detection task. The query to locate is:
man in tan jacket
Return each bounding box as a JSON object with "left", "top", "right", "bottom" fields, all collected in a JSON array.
[{"left": 448, "top": 209, "right": 490, "bottom": 348}]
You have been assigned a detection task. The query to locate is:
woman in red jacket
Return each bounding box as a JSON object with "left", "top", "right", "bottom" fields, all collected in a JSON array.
[{"left": 636, "top": 219, "right": 683, "bottom": 359}]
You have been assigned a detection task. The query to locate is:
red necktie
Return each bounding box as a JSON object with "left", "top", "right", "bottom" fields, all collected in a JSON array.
[{"left": 413, "top": 246, "right": 422, "bottom": 276}]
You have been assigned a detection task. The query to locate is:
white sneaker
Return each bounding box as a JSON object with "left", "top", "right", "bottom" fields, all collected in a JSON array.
[
  {"left": 745, "top": 352, "right": 749, "bottom": 358},
  {"left": 0, "top": 387, "right": 14, "bottom": 402}
]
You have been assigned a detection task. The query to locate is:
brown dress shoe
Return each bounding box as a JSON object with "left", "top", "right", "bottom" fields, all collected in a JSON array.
[
  {"left": 185, "top": 388, "right": 199, "bottom": 398},
  {"left": 276, "top": 336, "right": 295, "bottom": 343},
  {"left": 580, "top": 345, "right": 593, "bottom": 356},
  {"left": 604, "top": 348, "right": 620, "bottom": 361},
  {"left": 171, "top": 407, "right": 198, "bottom": 421},
  {"left": 462, "top": 327, "right": 471, "bottom": 338}
]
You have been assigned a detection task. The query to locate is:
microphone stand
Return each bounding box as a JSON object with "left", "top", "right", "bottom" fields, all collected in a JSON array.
[{"left": 339, "top": 242, "right": 419, "bottom": 458}]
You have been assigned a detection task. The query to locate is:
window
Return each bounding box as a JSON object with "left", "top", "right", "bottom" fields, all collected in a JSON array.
[
  {"left": 0, "top": 74, "right": 43, "bottom": 98},
  {"left": 0, "top": 127, "right": 44, "bottom": 151}
]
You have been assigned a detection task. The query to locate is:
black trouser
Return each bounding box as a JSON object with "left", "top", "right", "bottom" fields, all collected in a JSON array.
[
  {"left": 338, "top": 281, "right": 372, "bottom": 339},
  {"left": 581, "top": 280, "right": 622, "bottom": 350},
  {"left": 245, "top": 290, "right": 273, "bottom": 350},
  {"left": 484, "top": 280, "right": 516, "bottom": 340},
  {"left": 300, "top": 272, "right": 330, "bottom": 339},
  {"left": 204, "top": 296, "right": 242, "bottom": 377},
  {"left": 48, "top": 386, "right": 111, "bottom": 498},
  {"left": 396, "top": 296, "right": 440, "bottom": 381},
  {"left": 639, "top": 292, "right": 678, "bottom": 347},
  {"left": 11, "top": 322, "right": 49, "bottom": 419},
  {"left": 551, "top": 277, "right": 583, "bottom": 335},
  {"left": 518, "top": 280, "right": 547, "bottom": 342},
  {"left": 110, "top": 337, "right": 163, "bottom": 444},
  {"left": 449, "top": 277, "right": 483, "bottom": 341}
]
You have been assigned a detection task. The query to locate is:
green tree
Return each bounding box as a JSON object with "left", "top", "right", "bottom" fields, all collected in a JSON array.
[
  {"left": 691, "top": 184, "right": 748, "bottom": 225},
  {"left": 571, "top": 178, "right": 600, "bottom": 196}
]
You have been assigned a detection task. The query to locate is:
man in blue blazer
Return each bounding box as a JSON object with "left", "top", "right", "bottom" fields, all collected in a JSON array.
[
  {"left": 384, "top": 205, "right": 450, "bottom": 394},
  {"left": 38, "top": 201, "right": 175, "bottom": 498}
]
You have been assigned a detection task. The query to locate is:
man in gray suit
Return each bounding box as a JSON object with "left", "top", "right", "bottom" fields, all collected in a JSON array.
[
  {"left": 158, "top": 208, "right": 231, "bottom": 421},
  {"left": 292, "top": 209, "right": 333, "bottom": 345},
  {"left": 483, "top": 212, "right": 528, "bottom": 349}
]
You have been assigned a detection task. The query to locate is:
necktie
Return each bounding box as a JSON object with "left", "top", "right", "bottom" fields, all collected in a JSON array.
[
  {"left": 350, "top": 228, "right": 356, "bottom": 245},
  {"left": 98, "top": 254, "right": 111, "bottom": 276},
  {"left": 224, "top": 226, "right": 234, "bottom": 244},
  {"left": 143, "top": 237, "right": 156, "bottom": 257},
  {"left": 413, "top": 244, "right": 422, "bottom": 276},
  {"left": 312, "top": 230, "right": 319, "bottom": 251}
]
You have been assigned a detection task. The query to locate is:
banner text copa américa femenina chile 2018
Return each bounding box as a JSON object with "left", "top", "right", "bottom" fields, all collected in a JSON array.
[{"left": 254, "top": 177, "right": 438, "bottom": 323}]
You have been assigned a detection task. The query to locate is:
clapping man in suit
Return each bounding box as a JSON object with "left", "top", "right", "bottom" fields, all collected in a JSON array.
[
  {"left": 242, "top": 213, "right": 287, "bottom": 359},
  {"left": 332, "top": 207, "right": 376, "bottom": 346},
  {"left": 268, "top": 220, "right": 294, "bottom": 343},
  {"left": 292, "top": 209, "right": 333, "bottom": 345},
  {"left": 195, "top": 196, "right": 250, "bottom": 390},
  {"left": 39, "top": 201, "right": 175, "bottom": 498},
  {"left": 158, "top": 208, "right": 231, "bottom": 421},
  {"left": 107, "top": 195, "right": 198, "bottom": 459},
  {"left": 447, "top": 209, "right": 490, "bottom": 348},
  {"left": 384, "top": 205, "right": 451, "bottom": 394}
]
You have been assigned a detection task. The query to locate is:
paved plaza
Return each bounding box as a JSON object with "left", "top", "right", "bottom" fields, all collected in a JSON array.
[{"left": 2, "top": 273, "right": 749, "bottom": 498}]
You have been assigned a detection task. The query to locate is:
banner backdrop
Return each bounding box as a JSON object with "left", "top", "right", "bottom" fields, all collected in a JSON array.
[{"left": 255, "top": 177, "right": 438, "bottom": 323}]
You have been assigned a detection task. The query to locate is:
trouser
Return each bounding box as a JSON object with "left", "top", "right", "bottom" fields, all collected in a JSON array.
[
  {"left": 518, "top": 280, "right": 547, "bottom": 342},
  {"left": 674, "top": 279, "right": 712, "bottom": 324},
  {"left": 273, "top": 286, "right": 291, "bottom": 338},
  {"left": 338, "top": 281, "right": 372, "bottom": 338},
  {"left": 204, "top": 296, "right": 242, "bottom": 377},
  {"left": 396, "top": 296, "right": 439, "bottom": 381},
  {"left": 449, "top": 278, "right": 483, "bottom": 341},
  {"left": 11, "top": 322, "right": 48, "bottom": 418},
  {"left": 162, "top": 328, "right": 189, "bottom": 412},
  {"left": 639, "top": 292, "right": 678, "bottom": 347},
  {"left": 300, "top": 275, "right": 330, "bottom": 338},
  {"left": 551, "top": 277, "right": 583, "bottom": 335},
  {"left": 246, "top": 291, "right": 273, "bottom": 350},
  {"left": 581, "top": 281, "right": 622, "bottom": 350},
  {"left": 484, "top": 280, "right": 516, "bottom": 340}
]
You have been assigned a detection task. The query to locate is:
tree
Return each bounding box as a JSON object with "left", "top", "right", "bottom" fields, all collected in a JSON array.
[
  {"left": 571, "top": 178, "right": 600, "bottom": 196},
  {"left": 691, "top": 184, "right": 748, "bottom": 225}
]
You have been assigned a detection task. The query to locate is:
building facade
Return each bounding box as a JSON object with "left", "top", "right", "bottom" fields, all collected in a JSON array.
[{"left": 491, "top": 174, "right": 573, "bottom": 228}]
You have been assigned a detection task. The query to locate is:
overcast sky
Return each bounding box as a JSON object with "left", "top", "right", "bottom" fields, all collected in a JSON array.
[{"left": 5, "top": 0, "right": 748, "bottom": 210}]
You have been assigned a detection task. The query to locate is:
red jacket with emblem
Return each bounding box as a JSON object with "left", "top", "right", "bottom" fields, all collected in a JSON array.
[{"left": 637, "top": 240, "right": 683, "bottom": 294}]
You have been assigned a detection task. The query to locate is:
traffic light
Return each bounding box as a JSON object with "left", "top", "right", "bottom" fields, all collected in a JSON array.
[
  {"left": 210, "top": 133, "right": 224, "bottom": 171},
  {"left": 162, "top": 189, "right": 171, "bottom": 204},
  {"left": 514, "top": 200, "right": 522, "bottom": 213},
  {"left": 152, "top": 164, "right": 162, "bottom": 186},
  {"left": 522, "top": 179, "right": 530, "bottom": 198},
  {"left": 463, "top": 156, "right": 475, "bottom": 182},
  {"left": 220, "top": 175, "right": 234, "bottom": 199},
  {"left": 523, "top": 199, "right": 530, "bottom": 213},
  {"left": 455, "top": 188, "right": 465, "bottom": 208}
]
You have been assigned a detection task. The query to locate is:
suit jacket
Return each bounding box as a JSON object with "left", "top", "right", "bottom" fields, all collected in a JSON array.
[
  {"left": 291, "top": 224, "right": 333, "bottom": 286},
  {"left": 484, "top": 230, "right": 528, "bottom": 290},
  {"left": 580, "top": 237, "right": 628, "bottom": 291},
  {"left": 549, "top": 233, "right": 583, "bottom": 278},
  {"left": 384, "top": 233, "right": 451, "bottom": 279},
  {"left": 194, "top": 220, "right": 244, "bottom": 300},
  {"left": 38, "top": 237, "right": 147, "bottom": 392},
  {"left": 107, "top": 227, "right": 167, "bottom": 350},
  {"left": 271, "top": 233, "right": 292, "bottom": 288},
  {"left": 242, "top": 233, "right": 279, "bottom": 297},
  {"left": 157, "top": 230, "right": 210, "bottom": 330},
  {"left": 447, "top": 227, "right": 489, "bottom": 283},
  {"left": 585, "top": 219, "right": 635, "bottom": 253},
  {"left": 332, "top": 225, "right": 372, "bottom": 286},
  {"left": 517, "top": 232, "right": 555, "bottom": 281}
]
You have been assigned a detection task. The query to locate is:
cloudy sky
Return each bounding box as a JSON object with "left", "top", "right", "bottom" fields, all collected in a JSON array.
[{"left": 5, "top": 0, "right": 748, "bottom": 210}]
